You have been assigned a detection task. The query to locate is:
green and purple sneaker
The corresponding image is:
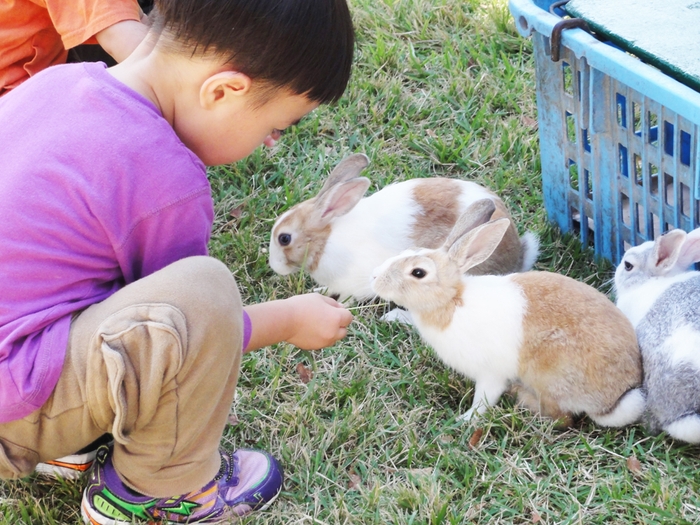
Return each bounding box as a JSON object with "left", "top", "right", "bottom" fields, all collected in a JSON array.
[{"left": 81, "top": 445, "right": 283, "bottom": 524}]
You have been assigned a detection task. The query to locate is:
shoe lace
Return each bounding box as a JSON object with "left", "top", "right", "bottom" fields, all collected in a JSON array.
[{"left": 214, "top": 449, "right": 240, "bottom": 486}]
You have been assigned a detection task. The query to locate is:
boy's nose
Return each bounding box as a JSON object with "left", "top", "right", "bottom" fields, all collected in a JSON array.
[{"left": 263, "top": 129, "right": 283, "bottom": 148}]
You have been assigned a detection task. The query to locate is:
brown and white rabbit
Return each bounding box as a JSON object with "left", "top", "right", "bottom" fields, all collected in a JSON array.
[
  {"left": 269, "top": 153, "right": 539, "bottom": 301},
  {"left": 370, "top": 212, "right": 644, "bottom": 425},
  {"left": 614, "top": 228, "right": 700, "bottom": 443}
]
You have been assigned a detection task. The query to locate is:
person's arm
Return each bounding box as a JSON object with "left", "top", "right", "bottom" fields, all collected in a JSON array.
[
  {"left": 243, "top": 293, "right": 353, "bottom": 352},
  {"left": 94, "top": 18, "right": 150, "bottom": 63}
]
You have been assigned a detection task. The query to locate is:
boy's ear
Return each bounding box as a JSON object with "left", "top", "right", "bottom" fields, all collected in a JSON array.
[{"left": 199, "top": 71, "right": 252, "bottom": 109}]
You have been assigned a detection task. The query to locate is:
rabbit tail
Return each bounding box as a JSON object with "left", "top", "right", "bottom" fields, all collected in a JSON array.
[
  {"left": 589, "top": 387, "right": 646, "bottom": 427},
  {"left": 519, "top": 232, "right": 540, "bottom": 272},
  {"left": 664, "top": 413, "right": 700, "bottom": 444}
]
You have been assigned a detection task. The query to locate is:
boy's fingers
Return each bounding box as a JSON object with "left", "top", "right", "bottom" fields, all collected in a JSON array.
[
  {"left": 338, "top": 309, "right": 353, "bottom": 327},
  {"left": 315, "top": 293, "right": 353, "bottom": 326},
  {"left": 319, "top": 294, "right": 342, "bottom": 306}
]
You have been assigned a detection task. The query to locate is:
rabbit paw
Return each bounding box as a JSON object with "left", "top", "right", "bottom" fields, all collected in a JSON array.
[
  {"left": 380, "top": 308, "right": 414, "bottom": 325},
  {"left": 457, "top": 407, "right": 478, "bottom": 422}
]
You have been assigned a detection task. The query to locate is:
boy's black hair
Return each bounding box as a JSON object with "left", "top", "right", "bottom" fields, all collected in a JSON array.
[{"left": 153, "top": 0, "right": 354, "bottom": 104}]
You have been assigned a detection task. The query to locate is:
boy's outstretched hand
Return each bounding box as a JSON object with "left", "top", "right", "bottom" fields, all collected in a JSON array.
[
  {"left": 243, "top": 293, "right": 353, "bottom": 352},
  {"left": 282, "top": 294, "right": 353, "bottom": 349}
]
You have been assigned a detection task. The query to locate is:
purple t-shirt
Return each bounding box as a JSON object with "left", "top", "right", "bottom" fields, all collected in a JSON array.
[{"left": 0, "top": 63, "right": 214, "bottom": 423}]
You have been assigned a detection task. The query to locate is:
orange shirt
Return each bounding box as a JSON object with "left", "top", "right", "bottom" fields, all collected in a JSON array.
[{"left": 0, "top": 0, "right": 140, "bottom": 94}]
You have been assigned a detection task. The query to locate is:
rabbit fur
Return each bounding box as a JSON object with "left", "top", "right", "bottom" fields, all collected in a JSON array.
[
  {"left": 371, "top": 214, "right": 644, "bottom": 425},
  {"left": 269, "top": 153, "right": 539, "bottom": 302},
  {"left": 614, "top": 228, "right": 700, "bottom": 443}
]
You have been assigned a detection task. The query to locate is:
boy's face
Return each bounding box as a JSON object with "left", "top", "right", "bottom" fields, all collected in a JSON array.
[{"left": 182, "top": 84, "right": 319, "bottom": 166}]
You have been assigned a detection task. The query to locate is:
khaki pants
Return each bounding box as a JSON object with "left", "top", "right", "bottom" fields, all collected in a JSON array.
[{"left": 0, "top": 256, "right": 243, "bottom": 497}]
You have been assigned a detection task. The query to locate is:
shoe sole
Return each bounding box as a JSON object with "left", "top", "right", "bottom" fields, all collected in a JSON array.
[
  {"left": 81, "top": 487, "right": 283, "bottom": 524},
  {"left": 255, "top": 487, "right": 281, "bottom": 512},
  {"left": 35, "top": 454, "right": 95, "bottom": 480}
]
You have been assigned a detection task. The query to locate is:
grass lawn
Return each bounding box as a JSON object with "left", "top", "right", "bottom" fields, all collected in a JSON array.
[{"left": 2, "top": 0, "right": 700, "bottom": 523}]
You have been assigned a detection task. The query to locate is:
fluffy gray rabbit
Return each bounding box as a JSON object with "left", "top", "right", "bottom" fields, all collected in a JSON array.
[
  {"left": 614, "top": 228, "right": 700, "bottom": 443},
  {"left": 269, "top": 153, "right": 539, "bottom": 301},
  {"left": 371, "top": 211, "right": 644, "bottom": 425}
]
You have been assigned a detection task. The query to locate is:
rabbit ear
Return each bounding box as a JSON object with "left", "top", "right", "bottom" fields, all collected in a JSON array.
[
  {"left": 311, "top": 177, "right": 371, "bottom": 226},
  {"left": 651, "top": 229, "right": 688, "bottom": 275},
  {"left": 674, "top": 227, "right": 700, "bottom": 271},
  {"left": 443, "top": 198, "right": 496, "bottom": 248},
  {"left": 318, "top": 154, "right": 370, "bottom": 196},
  {"left": 447, "top": 218, "right": 511, "bottom": 273}
]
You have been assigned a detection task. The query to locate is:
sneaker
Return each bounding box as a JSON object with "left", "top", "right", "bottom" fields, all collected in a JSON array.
[
  {"left": 35, "top": 434, "right": 114, "bottom": 480},
  {"left": 81, "top": 445, "right": 284, "bottom": 524}
]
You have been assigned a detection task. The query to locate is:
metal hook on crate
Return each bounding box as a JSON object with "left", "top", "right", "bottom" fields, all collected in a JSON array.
[
  {"left": 549, "top": 0, "right": 570, "bottom": 16},
  {"left": 550, "top": 18, "right": 590, "bottom": 62}
]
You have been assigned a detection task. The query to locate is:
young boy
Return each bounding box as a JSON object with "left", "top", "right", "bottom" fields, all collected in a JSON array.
[
  {"left": 0, "top": 0, "right": 151, "bottom": 95},
  {"left": 0, "top": 0, "right": 355, "bottom": 522}
]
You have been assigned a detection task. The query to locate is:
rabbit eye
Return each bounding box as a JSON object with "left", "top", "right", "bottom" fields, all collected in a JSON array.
[
  {"left": 411, "top": 268, "right": 427, "bottom": 279},
  {"left": 278, "top": 233, "right": 292, "bottom": 246},
  {"left": 624, "top": 261, "right": 634, "bottom": 271}
]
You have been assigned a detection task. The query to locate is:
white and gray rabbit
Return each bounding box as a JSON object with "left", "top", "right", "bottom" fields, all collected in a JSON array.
[
  {"left": 614, "top": 228, "right": 700, "bottom": 443},
  {"left": 269, "top": 153, "right": 539, "bottom": 301},
  {"left": 370, "top": 209, "right": 644, "bottom": 425}
]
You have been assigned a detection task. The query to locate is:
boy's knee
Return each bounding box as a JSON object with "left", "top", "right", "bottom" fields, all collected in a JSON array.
[
  {"left": 180, "top": 255, "right": 230, "bottom": 277},
  {"left": 174, "top": 256, "right": 234, "bottom": 285},
  {"left": 167, "top": 256, "right": 242, "bottom": 314}
]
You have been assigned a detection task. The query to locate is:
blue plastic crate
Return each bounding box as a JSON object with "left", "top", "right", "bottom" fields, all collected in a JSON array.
[{"left": 509, "top": 0, "right": 700, "bottom": 264}]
